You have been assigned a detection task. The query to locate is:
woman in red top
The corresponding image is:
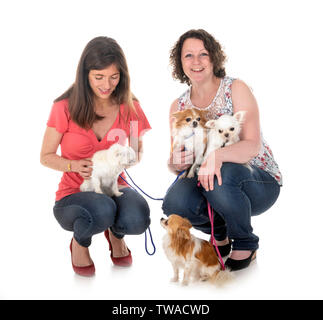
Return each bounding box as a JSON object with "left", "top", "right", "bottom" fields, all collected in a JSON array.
[{"left": 40, "top": 37, "right": 151, "bottom": 276}]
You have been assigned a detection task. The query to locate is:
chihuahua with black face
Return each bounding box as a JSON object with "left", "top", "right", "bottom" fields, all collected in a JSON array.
[
  {"left": 161, "top": 214, "right": 232, "bottom": 286},
  {"left": 171, "top": 108, "right": 208, "bottom": 178}
]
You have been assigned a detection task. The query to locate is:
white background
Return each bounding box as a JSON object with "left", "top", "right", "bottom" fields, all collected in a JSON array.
[{"left": 0, "top": 0, "right": 322, "bottom": 300}]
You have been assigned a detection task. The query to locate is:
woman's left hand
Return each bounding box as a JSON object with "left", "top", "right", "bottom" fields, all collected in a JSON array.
[{"left": 198, "top": 150, "right": 223, "bottom": 191}]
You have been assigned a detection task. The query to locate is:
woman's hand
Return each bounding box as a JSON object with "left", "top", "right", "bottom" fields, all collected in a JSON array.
[
  {"left": 71, "top": 159, "right": 93, "bottom": 180},
  {"left": 168, "top": 146, "right": 194, "bottom": 173},
  {"left": 198, "top": 150, "right": 223, "bottom": 191}
]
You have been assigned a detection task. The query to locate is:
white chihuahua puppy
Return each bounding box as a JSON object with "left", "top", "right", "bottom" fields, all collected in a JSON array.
[
  {"left": 204, "top": 111, "right": 246, "bottom": 159},
  {"left": 204, "top": 111, "right": 252, "bottom": 171},
  {"left": 80, "top": 143, "right": 136, "bottom": 197}
]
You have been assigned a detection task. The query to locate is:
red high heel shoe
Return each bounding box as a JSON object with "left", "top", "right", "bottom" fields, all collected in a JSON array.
[
  {"left": 70, "top": 239, "right": 95, "bottom": 276},
  {"left": 104, "top": 230, "right": 132, "bottom": 267}
]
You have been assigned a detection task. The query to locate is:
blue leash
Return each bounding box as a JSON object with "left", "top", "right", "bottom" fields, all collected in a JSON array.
[
  {"left": 118, "top": 172, "right": 157, "bottom": 255},
  {"left": 124, "top": 169, "right": 164, "bottom": 201},
  {"left": 118, "top": 169, "right": 185, "bottom": 256}
]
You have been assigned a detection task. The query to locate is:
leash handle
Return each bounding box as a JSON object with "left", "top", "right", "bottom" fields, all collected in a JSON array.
[
  {"left": 117, "top": 172, "right": 157, "bottom": 256},
  {"left": 145, "top": 226, "right": 156, "bottom": 256}
]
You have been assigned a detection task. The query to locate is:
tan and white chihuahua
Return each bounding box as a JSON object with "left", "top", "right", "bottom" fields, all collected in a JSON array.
[
  {"left": 171, "top": 108, "right": 208, "bottom": 178},
  {"left": 161, "top": 214, "right": 232, "bottom": 286}
]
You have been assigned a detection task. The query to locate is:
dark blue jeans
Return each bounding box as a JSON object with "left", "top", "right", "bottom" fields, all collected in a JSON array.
[
  {"left": 162, "top": 163, "right": 281, "bottom": 251},
  {"left": 53, "top": 188, "right": 150, "bottom": 247}
]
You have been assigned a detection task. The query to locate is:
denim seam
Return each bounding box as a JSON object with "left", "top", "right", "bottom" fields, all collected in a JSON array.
[{"left": 238, "top": 179, "right": 278, "bottom": 188}]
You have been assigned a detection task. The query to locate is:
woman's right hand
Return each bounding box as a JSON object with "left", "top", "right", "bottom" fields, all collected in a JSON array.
[
  {"left": 168, "top": 146, "right": 194, "bottom": 173},
  {"left": 71, "top": 159, "right": 93, "bottom": 180}
]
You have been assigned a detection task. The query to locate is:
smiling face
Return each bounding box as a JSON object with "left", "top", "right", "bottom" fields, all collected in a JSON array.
[
  {"left": 88, "top": 64, "right": 120, "bottom": 102},
  {"left": 181, "top": 38, "right": 213, "bottom": 84}
]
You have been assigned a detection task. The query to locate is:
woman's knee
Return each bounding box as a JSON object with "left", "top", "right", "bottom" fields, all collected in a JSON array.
[
  {"left": 162, "top": 186, "right": 207, "bottom": 225},
  {"left": 162, "top": 178, "right": 200, "bottom": 216},
  {"left": 114, "top": 193, "right": 151, "bottom": 235},
  {"left": 130, "top": 209, "right": 151, "bottom": 234},
  {"left": 117, "top": 207, "right": 151, "bottom": 235},
  {"left": 219, "top": 162, "right": 251, "bottom": 186},
  {"left": 162, "top": 191, "right": 183, "bottom": 215},
  {"left": 81, "top": 193, "right": 116, "bottom": 228}
]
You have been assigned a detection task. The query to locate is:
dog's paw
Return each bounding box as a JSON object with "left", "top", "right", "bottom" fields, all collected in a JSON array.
[
  {"left": 186, "top": 171, "right": 194, "bottom": 178},
  {"left": 114, "top": 191, "right": 124, "bottom": 197},
  {"left": 181, "top": 279, "right": 189, "bottom": 286},
  {"left": 170, "top": 276, "right": 179, "bottom": 283},
  {"left": 200, "top": 274, "right": 210, "bottom": 282}
]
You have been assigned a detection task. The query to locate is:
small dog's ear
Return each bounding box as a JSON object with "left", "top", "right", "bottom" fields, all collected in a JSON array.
[
  {"left": 197, "top": 109, "right": 209, "bottom": 122},
  {"left": 205, "top": 120, "right": 217, "bottom": 129},
  {"left": 197, "top": 109, "right": 208, "bottom": 116},
  {"left": 234, "top": 111, "right": 246, "bottom": 124},
  {"left": 177, "top": 227, "right": 191, "bottom": 240},
  {"left": 182, "top": 217, "right": 192, "bottom": 229},
  {"left": 171, "top": 111, "right": 183, "bottom": 119}
]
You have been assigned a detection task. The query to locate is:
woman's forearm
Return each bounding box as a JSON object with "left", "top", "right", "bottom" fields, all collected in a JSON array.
[
  {"left": 214, "top": 139, "right": 260, "bottom": 164},
  {"left": 40, "top": 153, "right": 72, "bottom": 172}
]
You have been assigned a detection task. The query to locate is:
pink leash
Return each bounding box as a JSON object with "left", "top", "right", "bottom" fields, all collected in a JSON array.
[
  {"left": 198, "top": 182, "right": 226, "bottom": 270},
  {"left": 207, "top": 202, "right": 225, "bottom": 270}
]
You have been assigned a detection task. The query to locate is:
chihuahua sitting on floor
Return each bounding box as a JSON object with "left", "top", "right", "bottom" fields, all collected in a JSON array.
[{"left": 161, "top": 214, "right": 232, "bottom": 286}]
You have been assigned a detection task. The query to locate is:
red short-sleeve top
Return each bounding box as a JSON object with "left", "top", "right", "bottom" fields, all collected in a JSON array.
[{"left": 47, "top": 98, "right": 151, "bottom": 201}]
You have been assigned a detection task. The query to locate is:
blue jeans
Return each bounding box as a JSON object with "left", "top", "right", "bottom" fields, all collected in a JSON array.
[
  {"left": 53, "top": 188, "right": 150, "bottom": 247},
  {"left": 162, "top": 163, "right": 281, "bottom": 251}
]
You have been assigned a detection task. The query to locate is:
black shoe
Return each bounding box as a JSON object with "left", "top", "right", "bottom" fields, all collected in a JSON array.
[
  {"left": 225, "top": 250, "right": 257, "bottom": 271},
  {"left": 212, "top": 239, "right": 232, "bottom": 257}
]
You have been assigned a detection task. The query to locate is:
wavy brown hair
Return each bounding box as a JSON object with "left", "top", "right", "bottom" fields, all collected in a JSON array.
[
  {"left": 55, "top": 36, "right": 136, "bottom": 129},
  {"left": 170, "top": 29, "right": 226, "bottom": 85}
]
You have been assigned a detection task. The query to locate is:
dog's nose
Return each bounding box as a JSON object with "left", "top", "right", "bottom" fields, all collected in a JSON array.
[
  {"left": 192, "top": 121, "right": 198, "bottom": 128},
  {"left": 224, "top": 133, "right": 229, "bottom": 137}
]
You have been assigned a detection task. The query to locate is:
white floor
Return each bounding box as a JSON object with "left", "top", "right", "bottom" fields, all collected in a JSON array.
[{"left": 1, "top": 183, "right": 322, "bottom": 300}]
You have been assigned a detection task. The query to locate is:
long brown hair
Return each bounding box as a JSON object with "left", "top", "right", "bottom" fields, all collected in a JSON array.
[
  {"left": 55, "top": 36, "right": 136, "bottom": 129},
  {"left": 170, "top": 29, "right": 227, "bottom": 86}
]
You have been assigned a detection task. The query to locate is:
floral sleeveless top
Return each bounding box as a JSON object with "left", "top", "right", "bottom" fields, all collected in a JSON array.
[{"left": 178, "top": 76, "right": 283, "bottom": 186}]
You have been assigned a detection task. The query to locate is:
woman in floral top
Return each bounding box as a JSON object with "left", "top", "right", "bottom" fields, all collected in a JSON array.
[{"left": 162, "top": 29, "right": 282, "bottom": 271}]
